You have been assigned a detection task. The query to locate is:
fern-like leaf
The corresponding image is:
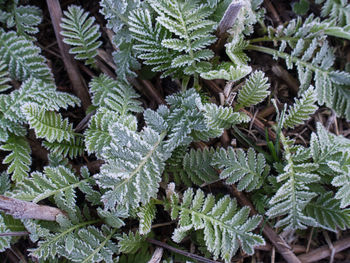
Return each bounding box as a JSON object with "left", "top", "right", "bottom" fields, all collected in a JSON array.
[
  {"left": 163, "top": 89, "right": 207, "bottom": 150},
  {"left": 0, "top": 213, "right": 25, "bottom": 252},
  {"left": 0, "top": 60, "right": 11, "bottom": 92},
  {"left": 10, "top": 165, "right": 97, "bottom": 220},
  {"left": 0, "top": 1, "right": 42, "bottom": 39},
  {"left": 99, "top": 0, "right": 141, "bottom": 80},
  {"left": 284, "top": 86, "right": 318, "bottom": 128},
  {"left": 315, "top": 0, "right": 350, "bottom": 26},
  {"left": 129, "top": 8, "right": 180, "bottom": 78},
  {"left": 61, "top": 5, "right": 101, "bottom": 66},
  {"left": 248, "top": 16, "right": 350, "bottom": 119},
  {"left": 267, "top": 135, "right": 320, "bottom": 230},
  {"left": 95, "top": 122, "right": 170, "bottom": 210},
  {"left": 22, "top": 103, "right": 74, "bottom": 143},
  {"left": 147, "top": 0, "right": 217, "bottom": 75},
  {"left": 310, "top": 122, "right": 350, "bottom": 175},
  {"left": 137, "top": 201, "right": 156, "bottom": 235},
  {"left": 58, "top": 225, "right": 118, "bottom": 263},
  {"left": 0, "top": 77, "right": 80, "bottom": 123},
  {"left": 200, "top": 103, "right": 250, "bottom": 139},
  {"left": 329, "top": 152, "right": 350, "bottom": 208},
  {"left": 0, "top": 135, "right": 31, "bottom": 182},
  {"left": 117, "top": 231, "right": 146, "bottom": 254},
  {"left": 43, "top": 136, "right": 84, "bottom": 159},
  {"left": 0, "top": 29, "right": 53, "bottom": 82},
  {"left": 235, "top": 70, "right": 270, "bottom": 110},
  {"left": 27, "top": 215, "right": 100, "bottom": 261},
  {"left": 213, "top": 147, "right": 269, "bottom": 192},
  {"left": 85, "top": 108, "right": 137, "bottom": 156},
  {"left": 200, "top": 62, "right": 251, "bottom": 81},
  {"left": 89, "top": 74, "right": 142, "bottom": 114},
  {"left": 305, "top": 192, "right": 350, "bottom": 231},
  {"left": 182, "top": 148, "right": 219, "bottom": 186},
  {"left": 0, "top": 214, "right": 11, "bottom": 252},
  {"left": 168, "top": 188, "right": 264, "bottom": 262}
]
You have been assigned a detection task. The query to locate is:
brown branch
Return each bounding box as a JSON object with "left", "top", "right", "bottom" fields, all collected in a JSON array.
[
  {"left": 298, "top": 236, "right": 350, "bottom": 263},
  {"left": 214, "top": 2, "right": 242, "bottom": 52},
  {"left": 263, "top": 0, "right": 282, "bottom": 25},
  {"left": 0, "top": 231, "right": 29, "bottom": 237},
  {"left": 229, "top": 186, "right": 301, "bottom": 263},
  {"left": 46, "top": 0, "right": 91, "bottom": 110},
  {"left": 0, "top": 195, "right": 65, "bottom": 221},
  {"left": 147, "top": 238, "right": 220, "bottom": 263}
]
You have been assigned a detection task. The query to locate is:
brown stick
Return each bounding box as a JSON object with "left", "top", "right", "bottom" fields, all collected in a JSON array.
[
  {"left": 229, "top": 186, "right": 301, "bottom": 263},
  {"left": 46, "top": 0, "right": 91, "bottom": 110},
  {"left": 147, "top": 238, "right": 220, "bottom": 263},
  {"left": 214, "top": 2, "right": 242, "bottom": 52},
  {"left": 263, "top": 0, "right": 282, "bottom": 25},
  {"left": 0, "top": 231, "right": 29, "bottom": 237},
  {"left": 0, "top": 195, "right": 65, "bottom": 221},
  {"left": 298, "top": 236, "right": 350, "bottom": 263}
]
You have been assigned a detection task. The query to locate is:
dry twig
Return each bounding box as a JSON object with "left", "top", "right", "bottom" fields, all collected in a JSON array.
[{"left": 0, "top": 195, "right": 65, "bottom": 221}]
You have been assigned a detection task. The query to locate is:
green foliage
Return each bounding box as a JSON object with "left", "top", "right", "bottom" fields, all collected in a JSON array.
[
  {"left": 329, "top": 152, "right": 350, "bottom": 208},
  {"left": 200, "top": 62, "right": 251, "bottom": 81},
  {"left": 117, "top": 231, "right": 145, "bottom": 254},
  {"left": 200, "top": 103, "right": 250, "bottom": 139},
  {"left": 144, "top": 0, "right": 217, "bottom": 76},
  {"left": 0, "top": 214, "right": 11, "bottom": 252},
  {"left": 0, "top": 30, "right": 53, "bottom": 82},
  {"left": 22, "top": 103, "right": 75, "bottom": 143},
  {"left": 27, "top": 216, "right": 113, "bottom": 261},
  {"left": 2, "top": 1, "right": 350, "bottom": 262},
  {"left": 0, "top": 0, "right": 42, "bottom": 39},
  {"left": 283, "top": 86, "right": 318, "bottom": 128},
  {"left": 213, "top": 147, "right": 269, "bottom": 192},
  {"left": 0, "top": 213, "right": 25, "bottom": 252},
  {"left": 89, "top": 74, "right": 143, "bottom": 114},
  {"left": 43, "top": 136, "right": 84, "bottom": 159},
  {"left": 200, "top": 37, "right": 252, "bottom": 81},
  {"left": 0, "top": 60, "right": 11, "bottom": 92},
  {"left": 0, "top": 77, "right": 80, "bottom": 123},
  {"left": 182, "top": 148, "right": 219, "bottom": 186},
  {"left": 129, "top": 8, "right": 180, "bottom": 78},
  {"left": 235, "top": 70, "right": 270, "bottom": 110},
  {"left": 58, "top": 225, "right": 118, "bottom": 263},
  {"left": 137, "top": 201, "right": 157, "bottom": 235},
  {"left": 95, "top": 122, "right": 170, "bottom": 210},
  {"left": 0, "top": 135, "right": 31, "bottom": 182},
  {"left": 248, "top": 15, "right": 350, "bottom": 119},
  {"left": 315, "top": 0, "right": 350, "bottom": 26},
  {"left": 61, "top": 5, "right": 102, "bottom": 66},
  {"left": 305, "top": 192, "right": 350, "bottom": 232},
  {"left": 168, "top": 188, "right": 264, "bottom": 262},
  {"left": 267, "top": 136, "right": 320, "bottom": 230},
  {"left": 10, "top": 165, "right": 96, "bottom": 218},
  {"left": 99, "top": 0, "right": 141, "bottom": 80},
  {"left": 163, "top": 89, "right": 207, "bottom": 150},
  {"left": 292, "top": 0, "right": 310, "bottom": 15}
]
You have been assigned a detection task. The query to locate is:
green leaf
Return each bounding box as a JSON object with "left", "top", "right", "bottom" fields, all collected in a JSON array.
[
  {"left": 169, "top": 188, "right": 264, "bottom": 262},
  {"left": 292, "top": 0, "right": 310, "bottom": 15},
  {"left": 61, "top": 5, "right": 101, "bottom": 66},
  {"left": 117, "top": 231, "right": 146, "bottom": 254},
  {"left": 0, "top": 135, "right": 31, "bottom": 182},
  {"left": 236, "top": 70, "right": 270, "bottom": 110},
  {"left": 213, "top": 147, "right": 269, "bottom": 191},
  {"left": 22, "top": 103, "right": 74, "bottom": 143}
]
